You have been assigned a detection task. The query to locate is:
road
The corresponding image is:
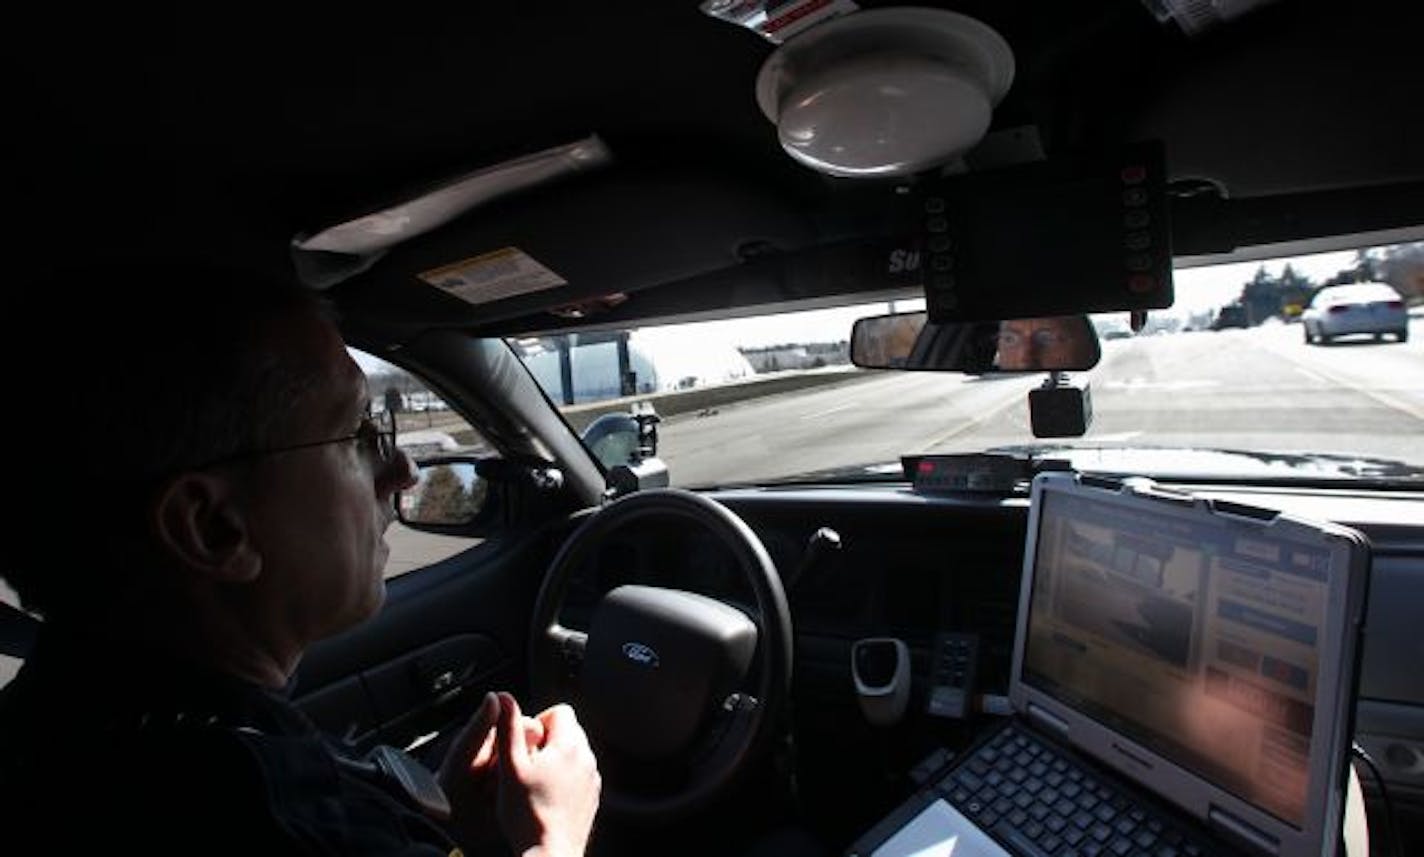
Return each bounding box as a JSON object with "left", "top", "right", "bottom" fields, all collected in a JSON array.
[{"left": 658, "top": 319, "right": 1423, "bottom": 487}]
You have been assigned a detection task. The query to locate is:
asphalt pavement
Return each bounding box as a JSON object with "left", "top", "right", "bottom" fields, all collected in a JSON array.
[{"left": 659, "top": 318, "right": 1423, "bottom": 488}]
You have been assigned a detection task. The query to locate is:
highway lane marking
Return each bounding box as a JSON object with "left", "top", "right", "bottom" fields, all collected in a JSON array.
[
  {"left": 913, "top": 391, "right": 1026, "bottom": 452},
  {"left": 1292, "top": 366, "right": 1332, "bottom": 385},
  {"left": 1260, "top": 340, "right": 1424, "bottom": 422},
  {"left": 801, "top": 402, "right": 858, "bottom": 420}
]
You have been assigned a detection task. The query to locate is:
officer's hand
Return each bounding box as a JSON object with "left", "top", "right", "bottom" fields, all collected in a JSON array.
[
  {"left": 495, "top": 692, "right": 601, "bottom": 857},
  {"left": 439, "top": 692, "right": 545, "bottom": 848}
]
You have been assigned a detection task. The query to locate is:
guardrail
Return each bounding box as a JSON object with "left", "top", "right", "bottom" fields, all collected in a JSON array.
[
  {"left": 557, "top": 366, "right": 883, "bottom": 434},
  {"left": 408, "top": 366, "right": 887, "bottom": 445}
]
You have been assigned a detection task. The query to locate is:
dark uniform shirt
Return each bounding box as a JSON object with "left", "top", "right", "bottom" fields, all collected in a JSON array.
[{"left": 0, "top": 627, "right": 460, "bottom": 856}]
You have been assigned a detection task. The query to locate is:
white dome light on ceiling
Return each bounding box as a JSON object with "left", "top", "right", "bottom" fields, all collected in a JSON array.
[{"left": 756, "top": 7, "right": 1015, "bottom": 178}]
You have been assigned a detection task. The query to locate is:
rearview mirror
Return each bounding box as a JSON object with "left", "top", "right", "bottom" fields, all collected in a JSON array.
[{"left": 850, "top": 311, "right": 1101, "bottom": 373}]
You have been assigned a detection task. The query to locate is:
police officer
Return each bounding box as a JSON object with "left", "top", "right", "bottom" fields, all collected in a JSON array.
[{"left": 0, "top": 266, "right": 600, "bottom": 855}]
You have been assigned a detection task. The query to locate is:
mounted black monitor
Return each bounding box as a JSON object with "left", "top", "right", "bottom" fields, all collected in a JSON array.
[{"left": 916, "top": 141, "right": 1174, "bottom": 322}]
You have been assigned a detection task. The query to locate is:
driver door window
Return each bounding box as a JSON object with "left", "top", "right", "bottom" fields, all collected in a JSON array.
[{"left": 352, "top": 349, "right": 492, "bottom": 577}]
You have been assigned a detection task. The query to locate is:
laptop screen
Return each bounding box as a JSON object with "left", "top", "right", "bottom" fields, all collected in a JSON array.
[{"left": 1022, "top": 488, "right": 1334, "bottom": 827}]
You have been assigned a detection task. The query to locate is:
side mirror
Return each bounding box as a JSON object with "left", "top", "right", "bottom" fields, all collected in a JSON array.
[
  {"left": 397, "top": 459, "right": 489, "bottom": 527},
  {"left": 581, "top": 413, "right": 644, "bottom": 471},
  {"left": 579, "top": 403, "right": 670, "bottom": 497},
  {"left": 850, "top": 311, "right": 1101, "bottom": 373},
  {"left": 580, "top": 402, "right": 662, "bottom": 471}
]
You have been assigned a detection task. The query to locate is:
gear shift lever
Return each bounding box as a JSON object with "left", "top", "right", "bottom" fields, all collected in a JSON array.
[
  {"left": 786, "top": 526, "right": 842, "bottom": 592},
  {"left": 852, "top": 638, "right": 910, "bottom": 726}
]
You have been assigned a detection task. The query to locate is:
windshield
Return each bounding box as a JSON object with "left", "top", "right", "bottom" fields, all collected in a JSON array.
[{"left": 512, "top": 242, "right": 1423, "bottom": 487}]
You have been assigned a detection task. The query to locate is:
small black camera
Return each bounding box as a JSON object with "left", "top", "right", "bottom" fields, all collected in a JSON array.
[{"left": 1029, "top": 383, "right": 1093, "bottom": 438}]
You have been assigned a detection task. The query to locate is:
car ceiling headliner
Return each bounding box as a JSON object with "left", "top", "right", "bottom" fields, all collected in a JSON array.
[{"left": 10, "top": 0, "right": 1422, "bottom": 334}]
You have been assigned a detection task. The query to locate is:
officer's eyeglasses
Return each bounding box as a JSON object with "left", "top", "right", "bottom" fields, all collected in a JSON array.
[
  {"left": 996, "top": 328, "right": 1069, "bottom": 349},
  {"left": 195, "top": 410, "right": 398, "bottom": 471}
]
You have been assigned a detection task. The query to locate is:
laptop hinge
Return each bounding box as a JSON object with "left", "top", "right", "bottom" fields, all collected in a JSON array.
[
  {"left": 1208, "top": 806, "right": 1280, "bottom": 856},
  {"left": 1026, "top": 703, "right": 1070, "bottom": 737}
]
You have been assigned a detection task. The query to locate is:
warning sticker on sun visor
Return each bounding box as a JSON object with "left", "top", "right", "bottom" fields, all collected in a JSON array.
[{"left": 417, "top": 248, "right": 567, "bottom": 305}]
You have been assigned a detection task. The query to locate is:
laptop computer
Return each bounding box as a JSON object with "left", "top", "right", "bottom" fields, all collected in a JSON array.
[{"left": 849, "top": 472, "right": 1369, "bottom": 857}]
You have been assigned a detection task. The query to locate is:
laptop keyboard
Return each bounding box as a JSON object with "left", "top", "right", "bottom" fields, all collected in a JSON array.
[{"left": 939, "top": 726, "right": 1230, "bottom": 857}]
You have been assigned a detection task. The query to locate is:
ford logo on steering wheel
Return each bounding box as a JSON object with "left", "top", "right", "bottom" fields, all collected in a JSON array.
[{"left": 621, "top": 642, "right": 660, "bottom": 668}]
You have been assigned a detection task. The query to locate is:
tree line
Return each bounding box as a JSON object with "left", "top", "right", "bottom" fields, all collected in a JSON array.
[{"left": 1224, "top": 242, "right": 1422, "bottom": 326}]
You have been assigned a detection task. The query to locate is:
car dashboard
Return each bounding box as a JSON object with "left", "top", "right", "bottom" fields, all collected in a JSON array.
[{"left": 564, "top": 480, "right": 1424, "bottom": 852}]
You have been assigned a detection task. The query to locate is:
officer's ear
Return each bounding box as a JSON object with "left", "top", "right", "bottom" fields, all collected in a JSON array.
[{"left": 151, "top": 471, "right": 262, "bottom": 583}]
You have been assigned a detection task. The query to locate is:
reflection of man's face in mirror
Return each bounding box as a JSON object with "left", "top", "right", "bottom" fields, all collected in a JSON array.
[
  {"left": 881, "top": 314, "right": 924, "bottom": 366},
  {"left": 995, "top": 316, "right": 1096, "bottom": 371},
  {"left": 856, "top": 313, "right": 925, "bottom": 367}
]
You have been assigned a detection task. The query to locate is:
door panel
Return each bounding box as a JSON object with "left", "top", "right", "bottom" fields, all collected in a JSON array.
[{"left": 294, "top": 518, "right": 576, "bottom": 753}]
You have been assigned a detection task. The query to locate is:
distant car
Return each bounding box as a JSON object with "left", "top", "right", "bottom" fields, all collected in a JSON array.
[
  {"left": 1301, "top": 282, "right": 1408, "bottom": 344},
  {"left": 1210, "top": 304, "right": 1248, "bottom": 330}
]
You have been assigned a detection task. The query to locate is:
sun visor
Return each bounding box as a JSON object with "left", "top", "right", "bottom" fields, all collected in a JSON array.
[
  {"left": 335, "top": 169, "right": 820, "bottom": 327},
  {"left": 439, "top": 142, "right": 1180, "bottom": 333},
  {"left": 292, "top": 136, "right": 611, "bottom": 289},
  {"left": 337, "top": 145, "right": 1179, "bottom": 335}
]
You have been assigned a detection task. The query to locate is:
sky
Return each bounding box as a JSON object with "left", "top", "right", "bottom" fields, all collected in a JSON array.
[
  {"left": 351, "top": 349, "right": 396, "bottom": 375},
  {"left": 351, "top": 248, "right": 1365, "bottom": 366}
]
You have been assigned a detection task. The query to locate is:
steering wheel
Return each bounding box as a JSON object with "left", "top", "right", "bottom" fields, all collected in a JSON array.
[{"left": 528, "top": 488, "right": 793, "bottom": 822}]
